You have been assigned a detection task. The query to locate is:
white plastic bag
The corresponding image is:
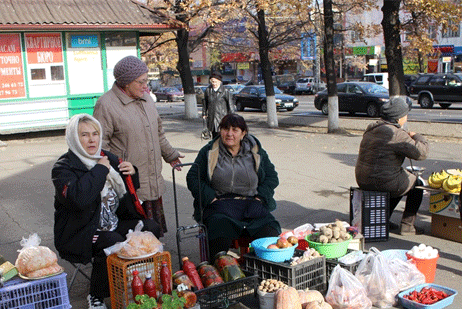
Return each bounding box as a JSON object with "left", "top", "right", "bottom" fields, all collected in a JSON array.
[
  {"left": 15, "top": 233, "right": 62, "bottom": 278},
  {"left": 386, "top": 255, "right": 426, "bottom": 292},
  {"left": 355, "top": 248, "right": 400, "bottom": 308},
  {"left": 104, "top": 221, "right": 163, "bottom": 257},
  {"left": 325, "top": 265, "right": 372, "bottom": 309}
]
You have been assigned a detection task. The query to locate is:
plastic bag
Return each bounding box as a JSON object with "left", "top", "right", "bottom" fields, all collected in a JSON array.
[
  {"left": 15, "top": 233, "right": 62, "bottom": 278},
  {"left": 354, "top": 248, "right": 400, "bottom": 308},
  {"left": 104, "top": 221, "right": 163, "bottom": 257},
  {"left": 325, "top": 265, "right": 372, "bottom": 309},
  {"left": 386, "top": 255, "right": 426, "bottom": 292}
]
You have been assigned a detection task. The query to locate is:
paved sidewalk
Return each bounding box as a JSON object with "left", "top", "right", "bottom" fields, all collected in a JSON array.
[{"left": 0, "top": 111, "right": 461, "bottom": 308}]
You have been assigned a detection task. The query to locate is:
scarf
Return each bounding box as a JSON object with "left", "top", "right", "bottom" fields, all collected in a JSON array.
[{"left": 65, "top": 114, "right": 127, "bottom": 198}]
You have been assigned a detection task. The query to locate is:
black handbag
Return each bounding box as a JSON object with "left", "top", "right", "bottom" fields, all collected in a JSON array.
[{"left": 201, "top": 118, "right": 212, "bottom": 140}]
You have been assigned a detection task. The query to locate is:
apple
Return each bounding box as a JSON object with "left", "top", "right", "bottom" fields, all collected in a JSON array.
[
  {"left": 276, "top": 237, "right": 291, "bottom": 248},
  {"left": 267, "top": 244, "right": 279, "bottom": 249}
]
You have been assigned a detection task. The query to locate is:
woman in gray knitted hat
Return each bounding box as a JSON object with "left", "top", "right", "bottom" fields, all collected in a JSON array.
[
  {"left": 94, "top": 55, "right": 184, "bottom": 239},
  {"left": 355, "top": 97, "right": 429, "bottom": 235}
]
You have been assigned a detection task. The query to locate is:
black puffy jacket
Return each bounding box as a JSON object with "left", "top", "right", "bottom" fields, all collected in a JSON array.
[{"left": 52, "top": 150, "right": 140, "bottom": 264}]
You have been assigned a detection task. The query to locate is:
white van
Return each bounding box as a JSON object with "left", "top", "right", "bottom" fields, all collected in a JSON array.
[{"left": 362, "top": 73, "right": 389, "bottom": 89}]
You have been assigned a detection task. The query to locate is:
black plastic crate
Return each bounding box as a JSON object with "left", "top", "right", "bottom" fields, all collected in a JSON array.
[
  {"left": 350, "top": 187, "right": 389, "bottom": 242},
  {"left": 242, "top": 250, "right": 326, "bottom": 292},
  {"left": 325, "top": 249, "right": 362, "bottom": 282},
  {"left": 194, "top": 271, "right": 258, "bottom": 309}
]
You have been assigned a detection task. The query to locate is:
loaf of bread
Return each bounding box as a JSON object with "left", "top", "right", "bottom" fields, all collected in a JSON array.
[{"left": 15, "top": 245, "right": 59, "bottom": 276}]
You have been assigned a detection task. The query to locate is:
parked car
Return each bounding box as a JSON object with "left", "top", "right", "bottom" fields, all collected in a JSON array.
[
  {"left": 362, "top": 73, "right": 389, "bottom": 89},
  {"left": 194, "top": 85, "right": 207, "bottom": 105},
  {"left": 314, "top": 81, "right": 391, "bottom": 117},
  {"left": 233, "top": 85, "right": 299, "bottom": 112},
  {"left": 153, "top": 87, "right": 184, "bottom": 101},
  {"left": 295, "top": 77, "right": 326, "bottom": 94},
  {"left": 272, "top": 74, "right": 296, "bottom": 94},
  {"left": 224, "top": 83, "right": 245, "bottom": 95},
  {"left": 408, "top": 73, "right": 462, "bottom": 109}
]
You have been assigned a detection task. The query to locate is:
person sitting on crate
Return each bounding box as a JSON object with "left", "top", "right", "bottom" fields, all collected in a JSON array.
[
  {"left": 52, "top": 114, "right": 161, "bottom": 309},
  {"left": 355, "top": 97, "right": 429, "bottom": 236},
  {"left": 186, "top": 113, "right": 281, "bottom": 261}
]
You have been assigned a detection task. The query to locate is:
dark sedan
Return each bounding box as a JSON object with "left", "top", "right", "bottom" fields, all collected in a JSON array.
[
  {"left": 314, "top": 82, "right": 389, "bottom": 117},
  {"left": 234, "top": 85, "right": 299, "bottom": 112},
  {"left": 153, "top": 87, "right": 184, "bottom": 101}
]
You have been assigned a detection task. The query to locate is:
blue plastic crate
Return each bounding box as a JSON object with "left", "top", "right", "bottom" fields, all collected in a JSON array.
[
  {"left": 398, "top": 283, "right": 458, "bottom": 309},
  {"left": 0, "top": 272, "right": 70, "bottom": 309}
]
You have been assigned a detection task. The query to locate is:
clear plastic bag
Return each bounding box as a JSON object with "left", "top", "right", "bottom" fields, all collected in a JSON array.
[
  {"left": 104, "top": 221, "right": 163, "bottom": 257},
  {"left": 386, "top": 255, "right": 426, "bottom": 292},
  {"left": 355, "top": 248, "right": 400, "bottom": 308},
  {"left": 325, "top": 265, "right": 372, "bottom": 309}
]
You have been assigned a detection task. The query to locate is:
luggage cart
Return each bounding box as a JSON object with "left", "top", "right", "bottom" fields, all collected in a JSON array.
[{"left": 172, "top": 162, "right": 209, "bottom": 267}]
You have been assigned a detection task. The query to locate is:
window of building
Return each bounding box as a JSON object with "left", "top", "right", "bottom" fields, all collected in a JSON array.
[{"left": 442, "top": 21, "right": 460, "bottom": 38}]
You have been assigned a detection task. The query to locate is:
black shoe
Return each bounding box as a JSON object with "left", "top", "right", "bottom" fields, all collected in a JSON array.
[
  {"left": 87, "top": 295, "right": 107, "bottom": 309},
  {"left": 389, "top": 222, "right": 399, "bottom": 230}
]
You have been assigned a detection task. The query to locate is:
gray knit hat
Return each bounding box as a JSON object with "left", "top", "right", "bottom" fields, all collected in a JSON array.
[
  {"left": 113, "top": 56, "right": 149, "bottom": 87},
  {"left": 380, "top": 97, "right": 410, "bottom": 121}
]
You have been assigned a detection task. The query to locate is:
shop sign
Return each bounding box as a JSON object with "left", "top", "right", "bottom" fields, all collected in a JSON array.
[
  {"left": 301, "top": 32, "right": 316, "bottom": 61},
  {"left": 0, "top": 33, "right": 26, "bottom": 99},
  {"left": 237, "top": 62, "right": 249, "bottom": 70},
  {"left": 70, "top": 34, "right": 99, "bottom": 48},
  {"left": 442, "top": 57, "right": 451, "bottom": 63},
  {"left": 25, "top": 33, "right": 63, "bottom": 64}
]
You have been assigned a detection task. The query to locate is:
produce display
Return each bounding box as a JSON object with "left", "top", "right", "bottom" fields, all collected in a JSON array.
[
  {"left": 258, "top": 279, "right": 288, "bottom": 293},
  {"left": 290, "top": 248, "right": 321, "bottom": 266},
  {"left": 407, "top": 244, "right": 438, "bottom": 259},
  {"left": 267, "top": 236, "right": 299, "bottom": 249},
  {"left": 427, "top": 169, "right": 462, "bottom": 193},
  {"left": 309, "top": 221, "right": 350, "bottom": 244},
  {"left": 402, "top": 287, "right": 449, "bottom": 305}
]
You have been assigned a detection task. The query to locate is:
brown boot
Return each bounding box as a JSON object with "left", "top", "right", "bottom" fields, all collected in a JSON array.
[{"left": 400, "top": 213, "right": 424, "bottom": 236}]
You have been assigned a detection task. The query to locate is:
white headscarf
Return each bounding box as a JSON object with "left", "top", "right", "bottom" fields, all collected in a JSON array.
[{"left": 65, "top": 114, "right": 127, "bottom": 198}]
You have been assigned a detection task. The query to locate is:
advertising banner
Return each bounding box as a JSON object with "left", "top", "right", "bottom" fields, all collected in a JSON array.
[
  {"left": 0, "top": 33, "right": 26, "bottom": 99},
  {"left": 25, "top": 33, "right": 63, "bottom": 64}
]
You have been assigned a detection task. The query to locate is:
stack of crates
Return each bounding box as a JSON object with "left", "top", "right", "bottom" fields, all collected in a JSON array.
[
  {"left": 107, "top": 251, "right": 171, "bottom": 309},
  {"left": 0, "top": 272, "right": 70, "bottom": 309},
  {"left": 350, "top": 187, "right": 390, "bottom": 242}
]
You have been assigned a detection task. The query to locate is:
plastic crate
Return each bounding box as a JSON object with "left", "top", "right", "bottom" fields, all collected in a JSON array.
[
  {"left": 242, "top": 250, "right": 326, "bottom": 292},
  {"left": 194, "top": 271, "right": 258, "bottom": 309},
  {"left": 325, "top": 249, "right": 362, "bottom": 282},
  {"left": 107, "top": 251, "right": 171, "bottom": 309},
  {"left": 350, "top": 187, "right": 389, "bottom": 242},
  {"left": 0, "top": 272, "right": 70, "bottom": 309}
]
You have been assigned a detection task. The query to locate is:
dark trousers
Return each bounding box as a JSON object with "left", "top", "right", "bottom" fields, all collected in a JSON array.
[
  {"left": 389, "top": 178, "right": 424, "bottom": 218},
  {"left": 90, "top": 219, "right": 160, "bottom": 299}
]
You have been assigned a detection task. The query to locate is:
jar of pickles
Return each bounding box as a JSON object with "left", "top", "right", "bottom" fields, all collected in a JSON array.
[
  {"left": 214, "top": 252, "right": 245, "bottom": 282},
  {"left": 197, "top": 261, "right": 224, "bottom": 287},
  {"left": 172, "top": 270, "right": 195, "bottom": 290}
]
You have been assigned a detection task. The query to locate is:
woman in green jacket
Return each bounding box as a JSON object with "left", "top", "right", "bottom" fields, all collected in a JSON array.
[{"left": 187, "top": 114, "right": 281, "bottom": 261}]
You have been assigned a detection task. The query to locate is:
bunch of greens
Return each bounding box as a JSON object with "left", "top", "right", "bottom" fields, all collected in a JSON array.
[{"left": 127, "top": 291, "right": 186, "bottom": 309}]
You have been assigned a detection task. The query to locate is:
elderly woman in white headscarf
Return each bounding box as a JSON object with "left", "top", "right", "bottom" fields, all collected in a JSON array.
[{"left": 52, "top": 114, "right": 160, "bottom": 309}]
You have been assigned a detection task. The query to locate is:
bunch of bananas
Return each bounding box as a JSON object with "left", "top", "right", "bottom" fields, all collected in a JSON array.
[
  {"left": 428, "top": 170, "right": 449, "bottom": 189},
  {"left": 428, "top": 169, "right": 462, "bottom": 193}
]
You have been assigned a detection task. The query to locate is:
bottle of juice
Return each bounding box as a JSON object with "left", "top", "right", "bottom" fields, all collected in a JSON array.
[
  {"left": 143, "top": 273, "right": 157, "bottom": 299},
  {"left": 182, "top": 257, "right": 204, "bottom": 290},
  {"left": 131, "top": 270, "right": 144, "bottom": 303},
  {"left": 160, "top": 261, "right": 172, "bottom": 295}
]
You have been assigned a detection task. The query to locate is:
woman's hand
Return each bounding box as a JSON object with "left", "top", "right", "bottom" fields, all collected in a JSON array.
[
  {"left": 170, "top": 155, "right": 185, "bottom": 171},
  {"left": 98, "top": 156, "right": 111, "bottom": 169},
  {"left": 118, "top": 161, "right": 135, "bottom": 175}
]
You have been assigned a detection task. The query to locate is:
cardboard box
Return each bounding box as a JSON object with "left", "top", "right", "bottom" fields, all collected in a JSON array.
[
  {"left": 429, "top": 191, "right": 460, "bottom": 219},
  {"left": 431, "top": 213, "right": 462, "bottom": 243}
]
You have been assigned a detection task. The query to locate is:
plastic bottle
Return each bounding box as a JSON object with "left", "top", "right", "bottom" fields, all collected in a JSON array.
[
  {"left": 131, "top": 270, "right": 144, "bottom": 303},
  {"left": 182, "top": 257, "right": 204, "bottom": 290},
  {"left": 160, "top": 261, "right": 172, "bottom": 295},
  {"left": 143, "top": 273, "right": 157, "bottom": 299}
]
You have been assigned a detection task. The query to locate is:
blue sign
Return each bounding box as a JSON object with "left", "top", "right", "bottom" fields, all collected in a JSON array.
[
  {"left": 301, "top": 32, "right": 316, "bottom": 61},
  {"left": 70, "top": 35, "right": 99, "bottom": 48}
]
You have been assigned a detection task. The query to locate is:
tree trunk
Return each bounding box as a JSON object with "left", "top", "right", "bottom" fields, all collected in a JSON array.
[
  {"left": 323, "top": 0, "right": 339, "bottom": 132},
  {"left": 257, "top": 9, "right": 278, "bottom": 128},
  {"left": 176, "top": 28, "right": 199, "bottom": 119},
  {"left": 381, "top": 0, "right": 406, "bottom": 97}
]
